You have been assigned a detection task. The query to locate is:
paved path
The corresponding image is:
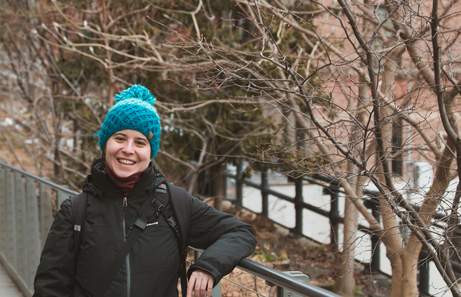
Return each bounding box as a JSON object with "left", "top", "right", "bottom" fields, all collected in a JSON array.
[{"left": 0, "top": 263, "right": 23, "bottom": 297}]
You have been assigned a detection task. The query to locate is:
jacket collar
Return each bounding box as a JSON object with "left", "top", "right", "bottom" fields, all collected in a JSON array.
[{"left": 84, "top": 158, "right": 163, "bottom": 198}]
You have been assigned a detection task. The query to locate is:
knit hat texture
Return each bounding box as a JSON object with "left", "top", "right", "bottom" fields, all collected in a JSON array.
[{"left": 95, "top": 84, "right": 161, "bottom": 158}]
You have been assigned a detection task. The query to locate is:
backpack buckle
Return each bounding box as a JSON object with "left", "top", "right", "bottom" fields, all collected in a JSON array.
[
  {"left": 151, "top": 199, "right": 164, "bottom": 213},
  {"left": 133, "top": 218, "right": 147, "bottom": 230},
  {"left": 167, "top": 216, "right": 179, "bottom": 233}
]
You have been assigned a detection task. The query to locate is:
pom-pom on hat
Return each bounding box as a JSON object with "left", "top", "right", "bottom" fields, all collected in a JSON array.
[{"left": 95, "top": 84, "right": 161, "bottom": 158}]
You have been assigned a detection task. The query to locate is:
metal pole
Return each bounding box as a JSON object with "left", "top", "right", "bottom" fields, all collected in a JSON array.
[
  {"left": 6, "top": 169, "right": 16, "bottom": 270},
  {"left": 238, "top": 258, "right": 342, "bottom": 297},
  {"left": 419, "top": 256, "right": 430, "bottom": 295},
  {"left": 370, "top": 199, "right": 381, "bottom": 272},
  {"left": 57, "top": 190, "right": 70, "bottom": 208},
  {"left": 328, "top": 186, "right": 340, "bottom": 248},
  {"left": 39, "top": 185, "right": 53, "bottom": 250},
  {"left": 0, "top": 167, "right": 6, "bottom": 256},
  {"left": 236, "top": 161, "right": 243, "bottom": 209},
  {"left": 26, "top": 177, "right": 40, "bottom": 291},
  {"left": 261, "top": 170, "right": 269, "bottom": 218},
  {"left": 294, "top": 178, "right": 303, "bottom": 235},
  {"left": 15, "top": 172, "right": 28, "bottom": 284}
]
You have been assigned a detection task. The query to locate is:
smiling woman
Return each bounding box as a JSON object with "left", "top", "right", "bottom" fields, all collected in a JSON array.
[
  {"left": 32, "top": 85, "right": 257, "bottom": 297},
  {"left": 105, "top": 130, "right": 151, "bottom": 178}
]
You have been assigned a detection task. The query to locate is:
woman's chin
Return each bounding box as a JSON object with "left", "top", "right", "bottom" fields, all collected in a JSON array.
[{"left": 113, "top": 166, "right": 137, "bottom": 178}]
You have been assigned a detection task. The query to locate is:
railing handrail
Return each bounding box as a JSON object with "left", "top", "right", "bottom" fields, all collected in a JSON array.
[
  {"left": 310, "top": 172, "right": 451, "bottom": 221},
  {"left": 0, "top": 161, "right": 78, "bottom": 196},
  {"left": 237, "top": 258, "right": 340, "bottom": 297},
  {"left": 190, "top": 247, "right": 340, "bottom": 297},
  {"left": 225, "top": 168, "right": 451, "bottom": 225}
]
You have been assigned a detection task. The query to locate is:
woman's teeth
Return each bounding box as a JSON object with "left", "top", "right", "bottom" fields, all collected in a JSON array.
[{"left": 118, "top": 159, "right": 135, "bottom": 165}]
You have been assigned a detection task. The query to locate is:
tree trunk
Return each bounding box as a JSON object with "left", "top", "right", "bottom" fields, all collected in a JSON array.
[
  {"left": 401, "top": 137, "right": 456, "bottom": 296},
  {"left": 376, "top": 40, "right": 408, "bottom": 297},
  {"left": 187, "top": 171, "right": 199, "bottom": 194},
  {"left": 333, "top": 75, "right": 370, "bottom": 296},
  {"left": 380, "top": 198, "right": 405, "bottom": 297},
  {"left": 212, "top": 162, "right": 224, "bottom": 212},
  {"left": 333, "top": 195, "right": 359, "bottom": 296}
]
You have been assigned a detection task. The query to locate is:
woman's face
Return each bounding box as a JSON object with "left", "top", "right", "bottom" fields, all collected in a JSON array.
[{"left": 105, "top": 129, "right": 151, "bottom": 178}]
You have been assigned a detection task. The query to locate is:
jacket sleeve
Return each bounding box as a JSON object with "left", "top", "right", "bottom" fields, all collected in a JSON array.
[
  {"left": 186, "top": 195, "right": 257, "bottom": 285},
  {"left": 33, "top": 199, "right": 75, "bottom": 297}
]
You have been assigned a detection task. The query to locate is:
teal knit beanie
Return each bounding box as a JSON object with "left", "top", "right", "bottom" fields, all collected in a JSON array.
[{"left": 95, "top": 85, "right": 161, "bottom": 158}]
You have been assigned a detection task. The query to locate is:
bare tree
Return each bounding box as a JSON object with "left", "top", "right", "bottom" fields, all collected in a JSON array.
[
  {"left": 3, "top": 0, "right": 461, "bottom": 296},
  {"left": 143, "top": 0, "right": 461, "bottom": 296},
  {"left": 0, "top": 0, "right": 270, "bottom": 205}
]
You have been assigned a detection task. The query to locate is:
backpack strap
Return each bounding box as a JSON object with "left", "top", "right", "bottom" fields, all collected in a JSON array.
[
  {"left": 71, "top": 192, "right": 89, "bottom": 265},
  {"left": 167, "top": 184, "right": 190, "bottom": 251},
  {"left": 166, "top": 183, "right": 190, "bottom": 297}
]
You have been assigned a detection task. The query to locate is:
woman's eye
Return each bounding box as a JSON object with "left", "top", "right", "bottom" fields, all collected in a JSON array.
[{"left": 136, "top": 141, "right": 147, "bottom": 146}]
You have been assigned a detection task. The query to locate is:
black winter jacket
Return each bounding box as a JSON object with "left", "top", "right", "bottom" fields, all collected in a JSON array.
[{"left": 33, "top": 160, "right": 257, "bottom": 297}]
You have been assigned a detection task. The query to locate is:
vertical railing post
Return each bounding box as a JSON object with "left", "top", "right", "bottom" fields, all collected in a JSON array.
[
  {"left": 294, "top": 178, "right": 303, "bottom": 235},
  {"left": 57, "top": 190, "right": 69, "bottom": 209},
  {"left": 328, "top": 186, "right": 340, "bottom": 248},
  {"left": 261, "top": 169, "right": 269, "bottom": 218},
  {"left": 6, "top": 169, "right": 17, "bottom": 270},
  {"left": 419, "top": 253, "right": 430, "bottom": 295},
  {"left": 39, "top": 185, "right": 53, "bottom": 250},
  {"left": 0, "top": 167, "right": 6, "bottom": 256},
  {"left": 276, "top": 271, "right": 310, "bottom": 297},
  {"left": 15, "top": 172, "right": 28, "bottom": 284},
  {"left": 26, "top": 177, "right": 40, "bottom": 291},
  {"left": 235, "top": 161, "right": 243, "bottom": 209},
  {"left": 370, "top": 198, "right": 381, "bottom": 272}
]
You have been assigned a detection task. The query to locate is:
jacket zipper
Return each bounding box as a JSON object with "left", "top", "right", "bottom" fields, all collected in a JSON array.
[{"left": 122, "top": 197, "right": 131, "bottom": 297}]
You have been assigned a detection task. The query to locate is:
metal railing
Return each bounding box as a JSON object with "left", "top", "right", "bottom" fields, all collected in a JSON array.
[
  {"left": 0, "top": 161, "right": 77, "bottom": 297},
  {"left": 0, "top": 161, "right": 340, "bottom": 297},
  {"left": 192, "top": 248, "right": 339, "bottom": 297},
  {"left": 236, "top": 258, "right": 337, "bottom": 297},
  {"left": 223, "top": 162, "right": 461, "bottom": 296},
  {"left": 223, "top": 166, "right": 376, "bottom": 259}
]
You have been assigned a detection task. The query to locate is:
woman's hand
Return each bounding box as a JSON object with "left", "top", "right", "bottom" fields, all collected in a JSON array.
[{"left": 186, "top": 269, "right": 214, "bottom": 297}]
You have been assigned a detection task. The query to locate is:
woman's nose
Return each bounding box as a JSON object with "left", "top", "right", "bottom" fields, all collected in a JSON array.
[{"left": 122, "top": 141, "right": 135, "bottom": 153}]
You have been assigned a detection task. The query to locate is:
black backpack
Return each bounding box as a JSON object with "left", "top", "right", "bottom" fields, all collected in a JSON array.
[{"left": 71, "top": 182, "right": 190, "bottom": 297}]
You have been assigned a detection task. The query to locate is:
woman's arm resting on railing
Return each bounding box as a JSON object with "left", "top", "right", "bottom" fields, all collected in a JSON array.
[{"left": 185, "top": 194, "right": 257, "bottom": 285}]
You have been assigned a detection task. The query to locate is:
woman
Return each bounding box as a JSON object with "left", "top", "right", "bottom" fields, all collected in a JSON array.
[{"left": 33, "top": 85, "right": 257, "bottom": 297}]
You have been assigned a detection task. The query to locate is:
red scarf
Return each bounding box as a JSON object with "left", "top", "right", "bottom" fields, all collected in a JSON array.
[{"left": 104, "top": 161, "right": 147, "bottom": 196}]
